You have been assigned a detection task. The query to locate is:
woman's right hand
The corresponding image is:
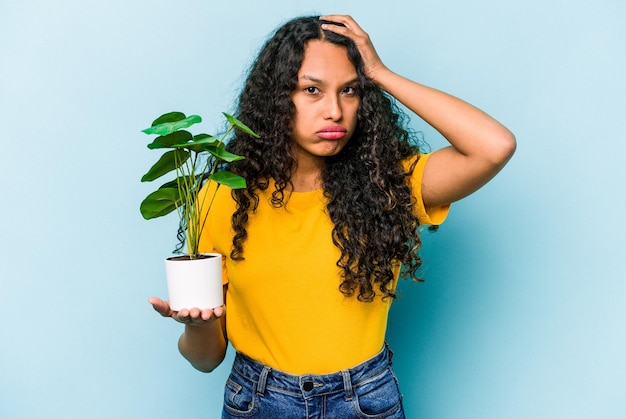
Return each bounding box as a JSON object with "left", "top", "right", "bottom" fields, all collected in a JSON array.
[{"left": 148, "top": 297, "right": 225, "bottom": 327}]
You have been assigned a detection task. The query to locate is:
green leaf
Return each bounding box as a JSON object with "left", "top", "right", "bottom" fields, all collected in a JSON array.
[
  {"left": 204, "top": 144, "right": 245, "bottom": 162},
  {"left": 140, "top": 188, "right": 181, "bottom": 219},
  {"left": 171, "top": 133, "right": 220, "bottom": 153},
  {"left": 223, "top": 113, "right": 260, "bottom": 138},
  {"left": 142, "top": 115, "right": 202, "bottom": 136},
  {"left": 209, "top": 171, "right": 247, "bottom": 189},
  {"left": 152, "top": 112, "right": 186, "bottom": 126},
  {"left": 141, "top": 149, "right": 190, "bottom": 182},
  {"left": 189, "top": 133, "right": 220, "bottom": 145},
  {"left": 147, "top": 130, "right": 193, "bottom": 149}
]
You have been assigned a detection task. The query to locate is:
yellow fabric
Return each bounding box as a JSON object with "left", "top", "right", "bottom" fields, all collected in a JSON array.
[{"left": 198, "top": 152, "right": 449, "bottom": 374}]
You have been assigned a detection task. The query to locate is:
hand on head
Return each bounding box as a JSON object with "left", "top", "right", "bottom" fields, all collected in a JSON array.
[{"left": 319, "top": 15, "right": 388, "bottom": 82}]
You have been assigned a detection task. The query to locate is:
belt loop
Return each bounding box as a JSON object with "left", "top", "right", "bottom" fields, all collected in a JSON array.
[
  {"left": 256, "top": 366, "right": 271, "bottom": 396},
  {"left": 386, "top": 342, "right": 394, "bottom": 362},
  {"left": 341, "top": 370, "right": 353, "bottom": 401}
]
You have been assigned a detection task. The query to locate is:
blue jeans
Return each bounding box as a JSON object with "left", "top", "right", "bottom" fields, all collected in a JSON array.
[{"left": 222, "top": 344, "right": 405, "bottom": 418}]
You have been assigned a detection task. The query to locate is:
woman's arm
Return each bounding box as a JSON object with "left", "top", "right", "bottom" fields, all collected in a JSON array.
[
  {"left": 321, "top": 15, "right": 516, "bottom": 207},
  {"left": 373, "top": 73, "right": 516, "bottom": 207},
  {"left": 149, "top": 296, "right": 227, "bottom": 372}
]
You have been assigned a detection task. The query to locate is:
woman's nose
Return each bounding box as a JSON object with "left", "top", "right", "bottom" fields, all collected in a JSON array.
[{"left": 324, "top": 95, "right": 342, "bottom": 120}]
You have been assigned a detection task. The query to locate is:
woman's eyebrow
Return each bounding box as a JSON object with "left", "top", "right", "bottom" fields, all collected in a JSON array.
[
  {"left": 299, "top": 75, "right": 359, "bottom": 85},
  {"left": 299, "top": 74, "right": 323, "bottom": 83}
]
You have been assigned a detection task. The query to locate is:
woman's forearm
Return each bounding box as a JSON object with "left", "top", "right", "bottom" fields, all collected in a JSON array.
[{"left": 178, "top": 318, "right": 227, "bottom": 373}]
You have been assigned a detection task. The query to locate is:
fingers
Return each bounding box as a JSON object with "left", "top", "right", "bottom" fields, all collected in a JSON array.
[
  {"left": 211, "top": 305, "right": 225, "bottom": 318},
  {"left": 320, "top": 15, "right": 367, "bottom": 39},
  {"left": 175, "top": 306, "right": 225, "bottom": 325},
  {"left": 148, "top": 297, "right": 173, "bottom": 317},
  {"left": 149, "top": 297, "right": 225, "bottom": 327},
  {"left": 320, "top": 15, "right": 360, "bottom": 28},
  {"left": 320, "top": 15, "right": 385, "bottom": 82}
]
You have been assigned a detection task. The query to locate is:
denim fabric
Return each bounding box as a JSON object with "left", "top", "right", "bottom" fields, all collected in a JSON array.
[{"left": 221, "top": 344, "right": 404, "bottom": 418}]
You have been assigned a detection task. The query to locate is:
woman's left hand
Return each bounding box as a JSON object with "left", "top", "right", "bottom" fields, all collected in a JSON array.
[{"left": 320, "top": 15, "right": 388, "bottom": 82}]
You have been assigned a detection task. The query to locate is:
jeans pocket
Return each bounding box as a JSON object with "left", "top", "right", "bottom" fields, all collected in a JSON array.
[
  {"left": 223, "top": 373, "right": 258, "bottom": 417},
  {"left": 352, "top": 367, "right": 403, "bottom": 418}
]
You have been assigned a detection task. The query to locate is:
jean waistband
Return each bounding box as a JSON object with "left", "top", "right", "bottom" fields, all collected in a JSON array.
[{"left": 231, "top": 344, "right": 393, "bottom": 398}]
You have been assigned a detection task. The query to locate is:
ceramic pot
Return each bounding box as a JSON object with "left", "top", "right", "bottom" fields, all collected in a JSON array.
[{"left": 164, "top": 253, "right": 223, "bottom": 311}]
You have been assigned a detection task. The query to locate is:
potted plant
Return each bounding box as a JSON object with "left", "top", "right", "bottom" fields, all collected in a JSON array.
[{"left": 140, "top": 111, "right": 258, "bottom": 310}]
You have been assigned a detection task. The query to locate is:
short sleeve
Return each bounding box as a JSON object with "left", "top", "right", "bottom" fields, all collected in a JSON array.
[{"left": 406, "top": 153, "right": 450, "bottom": 226}]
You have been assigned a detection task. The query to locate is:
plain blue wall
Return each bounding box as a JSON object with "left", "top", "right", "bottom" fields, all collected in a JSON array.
[{"left": 1, "top": 0, "right": 624, "bottom": 418}]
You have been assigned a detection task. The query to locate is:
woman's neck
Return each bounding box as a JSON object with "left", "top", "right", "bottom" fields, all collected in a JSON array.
[
  {"left": 290, "top": 158, "right": 324, "bottom": 192},
  {"left": 288, "top": 146, "right": 326, "bottom": 192},
  {"left": 290, "top": 169, "right": 322, "bottom": 192}
]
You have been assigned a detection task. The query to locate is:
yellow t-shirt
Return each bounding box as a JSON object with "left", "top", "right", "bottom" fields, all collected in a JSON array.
[{"left": 198, "top": 153, "right": 449, "bottom": 374}]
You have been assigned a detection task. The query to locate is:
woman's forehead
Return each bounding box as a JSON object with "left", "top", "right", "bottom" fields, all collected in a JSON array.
[{"left": 298, "top": 40, "right": 357, "bottom": 82}]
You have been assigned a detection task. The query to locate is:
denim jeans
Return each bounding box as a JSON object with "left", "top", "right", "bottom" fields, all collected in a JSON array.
[{"left": 222, "top": 344, "right": 405, "bottom": 418}]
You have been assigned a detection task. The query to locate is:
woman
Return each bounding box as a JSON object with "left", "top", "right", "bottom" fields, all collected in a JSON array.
[{"left": 150, "top": 14, "right": 515, "bottom": 418}]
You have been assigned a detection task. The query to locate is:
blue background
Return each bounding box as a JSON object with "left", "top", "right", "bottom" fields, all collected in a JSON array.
[{"left": 1, "top": 1, "right": 624, "bottom": 418}]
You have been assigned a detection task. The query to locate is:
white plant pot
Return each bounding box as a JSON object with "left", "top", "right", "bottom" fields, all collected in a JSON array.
[{"left": 164, "top": 253, "right": 223, "bottom": 311}]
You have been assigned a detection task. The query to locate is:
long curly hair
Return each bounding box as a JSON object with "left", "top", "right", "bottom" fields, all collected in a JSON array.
[{"left": 225, "top": 16, "right": 425, "bottom": 301}]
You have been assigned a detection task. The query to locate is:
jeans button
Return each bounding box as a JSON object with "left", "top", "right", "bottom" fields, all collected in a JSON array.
[{"left": 302, "top": 381, "right": 314, "bottom": 391}]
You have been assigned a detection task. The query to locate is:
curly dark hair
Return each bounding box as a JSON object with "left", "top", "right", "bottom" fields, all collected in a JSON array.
[{"left": 225, "top": 16, "right": 425, "bottom": 302}]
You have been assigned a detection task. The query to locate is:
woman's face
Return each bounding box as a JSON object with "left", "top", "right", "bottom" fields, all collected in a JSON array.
[{"left": 290, "top": 40, "right": 360, "bottom": 167}]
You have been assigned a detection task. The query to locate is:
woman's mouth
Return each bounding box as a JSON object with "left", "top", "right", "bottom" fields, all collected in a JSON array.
[{"left": 317, "top": 126, "right": 348, "bottom": 140}]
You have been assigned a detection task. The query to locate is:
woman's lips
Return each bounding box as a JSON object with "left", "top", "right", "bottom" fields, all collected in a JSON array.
[{"left": 317, "top": 126, "right": 347, "bottom": 140}]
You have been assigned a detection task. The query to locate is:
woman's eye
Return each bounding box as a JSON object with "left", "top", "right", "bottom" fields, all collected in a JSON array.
[
  {"left": 343, "top": 86, "right": 357, "bottom": 95},
  {"left": 305, "top": 86, "right": 319, "bottom": 94}
]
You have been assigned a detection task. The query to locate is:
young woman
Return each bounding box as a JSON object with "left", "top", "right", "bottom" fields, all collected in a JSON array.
[{"left": 149, "top": 14, "right": 515, "bottom": 418}]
